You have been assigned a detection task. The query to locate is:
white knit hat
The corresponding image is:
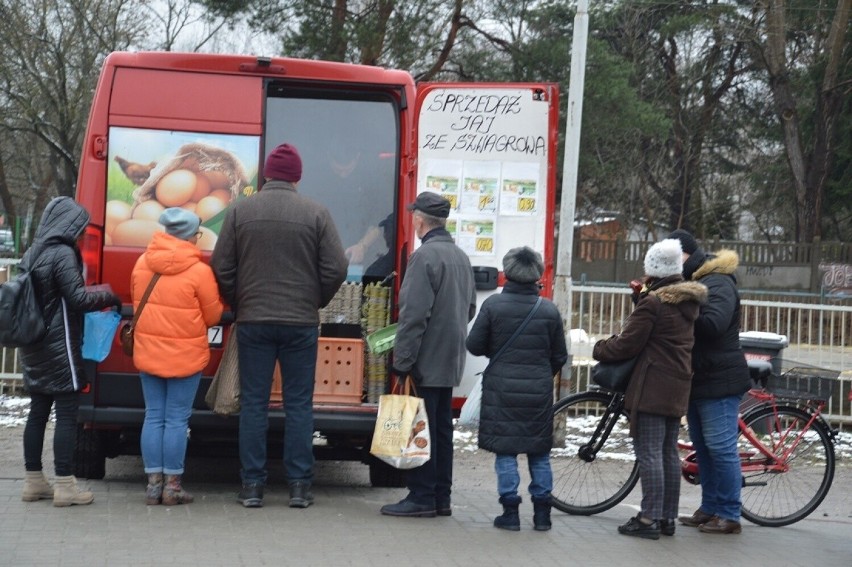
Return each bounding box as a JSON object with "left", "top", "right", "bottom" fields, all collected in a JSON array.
[{"left": 644, "top": 238, "right": 683, "bottom": 278}]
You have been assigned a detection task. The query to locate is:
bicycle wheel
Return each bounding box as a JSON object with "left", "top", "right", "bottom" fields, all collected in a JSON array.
[
  {"left": 739, "top": 404, "right": 835, "bottom": 527},
  {"left": 550, "top": 390, "right": 639, "bottom": 515}
]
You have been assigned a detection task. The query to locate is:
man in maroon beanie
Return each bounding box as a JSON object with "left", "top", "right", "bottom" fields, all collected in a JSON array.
[{"left": 211, "top": 142, "right": 348, "bottom": 509}]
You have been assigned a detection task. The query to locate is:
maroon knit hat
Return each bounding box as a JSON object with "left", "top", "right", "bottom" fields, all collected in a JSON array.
[{"left": 263, "top": 143, "right": 303, "bottom": 182}]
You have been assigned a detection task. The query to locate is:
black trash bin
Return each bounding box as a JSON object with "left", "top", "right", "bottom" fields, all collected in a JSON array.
[{"left": 739, "top": 331, "right": 789, "bottom": 376}]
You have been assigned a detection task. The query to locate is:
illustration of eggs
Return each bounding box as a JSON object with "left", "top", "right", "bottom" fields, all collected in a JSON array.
[
  {"left": 132, "top": 199, "right": 165, "bottom": 221},
  {"left": 196, "top": 195, "right": 227, "bottom": 222},
  {"left": 111, "top": 219, "right": 163, "bottom": 247},
  {"left": 105, "top": 200, "right": 132, "bottom": 237},
  {"left": 155, "top": 169, "right": 197, "bottom": 207}
]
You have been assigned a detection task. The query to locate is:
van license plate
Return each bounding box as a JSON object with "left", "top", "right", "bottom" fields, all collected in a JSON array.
[{"left": 208, "top": 326, "right": 224, "bottom": 347}]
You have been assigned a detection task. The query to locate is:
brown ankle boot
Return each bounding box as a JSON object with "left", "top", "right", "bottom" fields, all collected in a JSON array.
[
  {"left": 146, "top": 473, "right": 164, "bottom": 505},
  {"left": 162, "top": 474, "right": 193, "bottom": 505},
  {"left": 22, "top": 471, "right": 53, "bottom": 501}
]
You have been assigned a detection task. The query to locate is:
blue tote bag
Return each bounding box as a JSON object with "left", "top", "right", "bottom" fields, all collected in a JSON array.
[{"left": 82, "top": 310, "right": 122, "bottom": 362}]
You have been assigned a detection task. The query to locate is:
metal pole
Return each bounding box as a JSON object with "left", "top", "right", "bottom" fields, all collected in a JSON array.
[{"left": 554, "top": 0, "right": 589, "bottom": 351}]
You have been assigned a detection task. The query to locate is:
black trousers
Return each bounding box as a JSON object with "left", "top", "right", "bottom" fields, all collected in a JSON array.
[
  {"left": 405, "top": 386, "right": 454, "bottom": 505},
  {"left": 24, "top": 392, "right": 79, "bottom": 476}
]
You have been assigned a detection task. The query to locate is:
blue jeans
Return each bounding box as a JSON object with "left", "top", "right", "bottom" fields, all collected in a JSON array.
[
  {"left": 687, "top": 395, "right": 742, "bottom": 522},
  {"left": 140, "top": 372, "right": 201, "bottom": 475},
  {"left": 405, "top": 386, "right": 454, "bottom": 506},
  {"left": 495, "top": 452, "right": 552, "bottom": 500},
  {"left": 237, "top": 323, "right": 318, "bottom": 486}
]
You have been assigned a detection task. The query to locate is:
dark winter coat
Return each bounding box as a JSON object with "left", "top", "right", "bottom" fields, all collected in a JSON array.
[
  {"left": 19, "top": 197, "right": 118, "bottom": 394},
  {"left": 593, "top": 277, "right": 707, "bottom": 436},
  {"left": 683, "top": 248, "right": 751, "bottom": 400},
  {"left": 210, "top": 180, "right": 348, "bottom": 326},
  {"left": 466, "top": 281, "right": 568, "bottom": 455},
  {"left": 393, "top": 228, "right": 477, "bottom": 388}
]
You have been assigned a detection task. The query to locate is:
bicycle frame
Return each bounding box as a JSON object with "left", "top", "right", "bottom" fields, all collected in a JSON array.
[{"left": 679, "top": 388, "right": 829, "bottom": 483}]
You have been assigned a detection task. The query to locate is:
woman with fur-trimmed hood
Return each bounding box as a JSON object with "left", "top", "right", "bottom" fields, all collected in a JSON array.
[{"left": 593, "top": 238, "right": 707, "bottom": 540}]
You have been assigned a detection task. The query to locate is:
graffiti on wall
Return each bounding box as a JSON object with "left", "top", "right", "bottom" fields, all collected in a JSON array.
[{"left": 820, "top": 263, "right": 852, "bottom": 297}]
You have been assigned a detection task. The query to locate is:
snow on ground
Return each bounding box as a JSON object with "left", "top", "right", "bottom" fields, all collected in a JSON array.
[{"left": 2, "top": 394, "right": 850, "bottom": 460}]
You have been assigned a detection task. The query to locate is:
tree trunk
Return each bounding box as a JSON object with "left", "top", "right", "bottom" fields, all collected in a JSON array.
[{"left": 762, "top": 0, "right": 850, "bottom": 242}]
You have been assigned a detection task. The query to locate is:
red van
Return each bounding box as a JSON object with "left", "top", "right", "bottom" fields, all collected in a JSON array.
[{"left": 75, "top": 52, "right": 559, "bottom": 485}]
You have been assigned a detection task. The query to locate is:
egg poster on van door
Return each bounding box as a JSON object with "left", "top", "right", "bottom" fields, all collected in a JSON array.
[{"left": 105, "top": 127, "right": 260, "bottom": 251}]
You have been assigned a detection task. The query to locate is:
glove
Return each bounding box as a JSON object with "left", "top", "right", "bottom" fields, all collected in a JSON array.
[
  {"left": 110, "top": 294, "right": 123, "bottom": 311},
  {"left": 391, "top": 366, "right": 409, "bottom": 378}
]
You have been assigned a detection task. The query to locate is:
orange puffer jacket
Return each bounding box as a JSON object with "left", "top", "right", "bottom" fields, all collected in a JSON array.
[{"left": 130, "top": 231, "right": 224, "bottom": 378}]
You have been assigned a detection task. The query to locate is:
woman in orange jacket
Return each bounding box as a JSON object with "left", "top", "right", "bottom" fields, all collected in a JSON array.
[{"left": 130, "top": 207, "right": 223, "bottom": 505}]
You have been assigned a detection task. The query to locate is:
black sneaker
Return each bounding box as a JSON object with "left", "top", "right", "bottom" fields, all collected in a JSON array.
[
  {"left": 436, "top": 497, "right": 452, "bottom": 517},
  {"left": 237, "top": 483, "right": 263, "bottom": 508},
  {"left": 380, "top": 498, "right": 437, "bottom": 518},
  {"left": 289, "top": 481, "right": 314, "bottom": 508},
  {"left": 618, "top": 515, "right": 661, "bottom": 540}
]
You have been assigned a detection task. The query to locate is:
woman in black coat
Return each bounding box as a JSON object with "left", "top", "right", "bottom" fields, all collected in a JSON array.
[
  {"left": 19, "top": 197, "right": 121, "bottom": 506},
  {"left": 466, "top": 246, "right": 568, "bottom": 532}
]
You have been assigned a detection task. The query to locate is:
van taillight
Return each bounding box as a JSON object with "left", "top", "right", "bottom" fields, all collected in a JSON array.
[{"left": 79, "top": 225, "right": 103, "bottom": 286}]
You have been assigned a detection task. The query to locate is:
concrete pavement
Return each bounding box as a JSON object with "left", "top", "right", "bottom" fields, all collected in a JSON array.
[{"left": 1, "top": 447, "right": 850, "bottom": 567}]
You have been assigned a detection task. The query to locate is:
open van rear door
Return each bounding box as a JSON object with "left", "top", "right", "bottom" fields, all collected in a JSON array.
[{"left": 413, "top": 83, "right": 560, "bottom": 402}]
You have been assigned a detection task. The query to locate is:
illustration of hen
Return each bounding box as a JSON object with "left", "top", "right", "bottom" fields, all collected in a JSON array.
[{"left": 114, "top": 156, "right": 156, "bottom": 185}]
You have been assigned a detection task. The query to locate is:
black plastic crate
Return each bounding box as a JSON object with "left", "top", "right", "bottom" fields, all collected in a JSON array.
[{"left": 769, "top": 367, "right": 840, "bottom": 403}]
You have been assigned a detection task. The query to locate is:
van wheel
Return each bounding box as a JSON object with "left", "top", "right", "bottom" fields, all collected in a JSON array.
[
  {"left": 368, "top": 456, "right": 406, "bottom": 488},
  {"left": 74, "top": 426, "right": 106, "bottom": 480}
]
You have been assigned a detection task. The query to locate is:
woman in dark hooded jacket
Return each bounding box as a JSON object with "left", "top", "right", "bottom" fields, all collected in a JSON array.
[
  {"left": 19, "top": 197, "right": 121, "bottom": 507},
  {"left": 466, "top": 246, "right": 568, "bottom": 532}
]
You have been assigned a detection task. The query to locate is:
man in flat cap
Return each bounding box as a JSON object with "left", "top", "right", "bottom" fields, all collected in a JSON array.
[{"left": 380, "top": 191, "right": 477, "bottom": 518}]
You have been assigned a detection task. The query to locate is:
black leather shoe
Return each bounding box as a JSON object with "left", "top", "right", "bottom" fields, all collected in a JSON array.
[
  {"left": 678, "top": 508, "right": 713, "bottom": 527},
  {"left": 436, "top": 498, "right": 452, "bottom": 516},
  {"left": 380, "top": 498, "right": 437, "bottom": 518},
  {"left": 618, "top": 515, "right": 660, "bottom": 540},
  {"left": 237, "top": 483, "right": 263, "bottom": 508},
  {"left": 660, "top": 519, "right": 676, "bottom": 536},
  {"left": 289, "top": 481, "right": 314, "bottom": 508}
]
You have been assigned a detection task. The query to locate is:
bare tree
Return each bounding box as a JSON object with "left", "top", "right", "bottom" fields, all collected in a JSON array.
[
  {"left": 0, "top": 0, "right": 147, "bottom": 239},
  {"left": 757, "top": 0, "right": 851, "bottom": 242}
]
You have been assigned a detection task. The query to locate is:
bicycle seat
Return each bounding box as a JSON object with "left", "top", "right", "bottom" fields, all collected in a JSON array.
[{"left": 746, "top": 359, "right": 773, "bottom": 387}]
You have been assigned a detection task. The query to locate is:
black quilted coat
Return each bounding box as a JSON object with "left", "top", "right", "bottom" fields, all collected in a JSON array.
[
  {"left": 19, "top": 197, "right": 117, "bottom": 394},
  {"left": 466, "top": 281, "right": 568, "bottom": 455}
]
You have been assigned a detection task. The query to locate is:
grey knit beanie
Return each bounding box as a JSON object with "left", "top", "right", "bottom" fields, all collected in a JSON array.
[
  {"left": 159, "top": 207, "right": 200, "bottom": 241},
  {"left": 503, "top": 246, "right": 544, "bottom": 283}
]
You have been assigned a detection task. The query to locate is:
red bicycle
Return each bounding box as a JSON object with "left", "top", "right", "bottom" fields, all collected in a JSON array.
[{"left": 549, "top": 360, "right": 839, "bottom": 527}]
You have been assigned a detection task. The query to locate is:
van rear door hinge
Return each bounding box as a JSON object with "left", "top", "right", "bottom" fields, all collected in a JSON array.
[{"left": 92, "top": 136, "right": 107, "bottom": 160}]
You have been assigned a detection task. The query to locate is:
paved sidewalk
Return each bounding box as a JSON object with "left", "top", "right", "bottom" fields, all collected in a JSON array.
[{"left": 1, "top": 459, "right": 850, "bottom": 567}]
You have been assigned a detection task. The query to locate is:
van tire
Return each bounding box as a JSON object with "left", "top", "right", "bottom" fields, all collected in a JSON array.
[
  {"left": 74, "top": 426, "right": 107, "bottom": 480},
  {"left": 368, "top": 456, "right": 406, "bottom": 488}
]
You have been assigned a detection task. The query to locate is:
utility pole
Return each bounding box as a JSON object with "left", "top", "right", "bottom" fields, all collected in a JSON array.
[{"left": 553, "top": 0, "right": 588, "bottom": 352}]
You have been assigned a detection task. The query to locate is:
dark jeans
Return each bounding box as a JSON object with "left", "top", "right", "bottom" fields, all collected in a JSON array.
[
  {"left": 406, "top": 386, "right": 454, "bottom": 506},
  {"left": 237, "top": 323, "right": 318, "bottom": 486},
  {"left": 24, "top": 392, "right": 79, "bottom": 476}
]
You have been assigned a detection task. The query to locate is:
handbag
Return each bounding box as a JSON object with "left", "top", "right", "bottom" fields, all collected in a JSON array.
[
  {"left": 458, "top": 297, "right": 543, "bottom": 427},
  {"left": 369, "top": 376, "right": 432, "bottom": 470},
  {"left": 205, "top": 325, "right": 241, "bottom": 416},
  {"left": 591, "top": 357, "right": 638, "bottom": 392},
  {"left": 120, "top": 274, "right": 160, "bottom": 357},
  {"left": 82, "top": 310, "right": 122, "bottom": 362}
]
